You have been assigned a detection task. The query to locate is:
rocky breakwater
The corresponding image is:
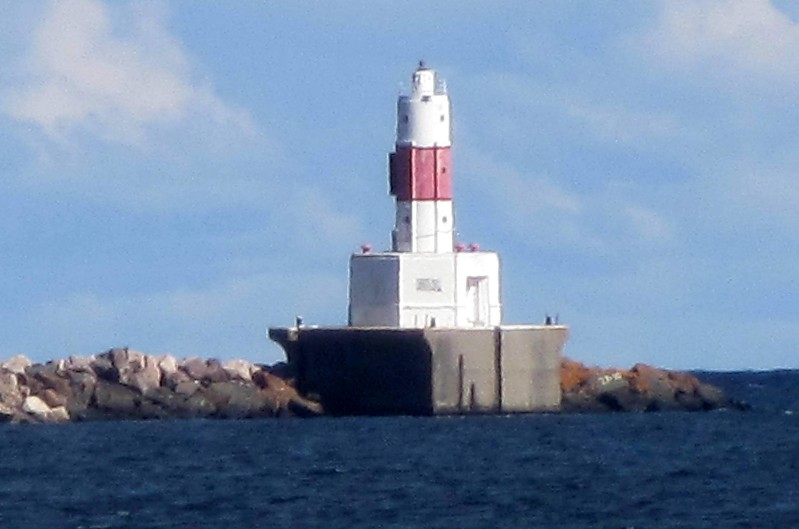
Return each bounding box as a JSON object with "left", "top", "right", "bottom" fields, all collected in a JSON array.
[
  {"left": 0, "top": 350, "right": 745, "bottom": 423},
  {"left": 560, "top": 358, "right": 745, "bottom": 412},
  {"left": 0, "top": 348, "right": 322, "bottom": 424}
]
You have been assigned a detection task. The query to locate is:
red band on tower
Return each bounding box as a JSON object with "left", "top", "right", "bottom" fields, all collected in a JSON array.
[{"left": 389, "top": 146, "right": 452, "bottom": 201}]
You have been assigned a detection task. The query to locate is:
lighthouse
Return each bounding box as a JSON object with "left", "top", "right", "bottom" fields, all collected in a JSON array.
[
  {"left": 390, "top": 62, "right": 453, "bottom": 253},
  {"left": 269, "top": 63, "right": 566, "bottom": 416},
  {"left": 348, "top": 63, "right": 502, "bottom": 328}
]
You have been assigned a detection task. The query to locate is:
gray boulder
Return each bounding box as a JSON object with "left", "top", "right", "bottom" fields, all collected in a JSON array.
[
  {"left": 202, "top": 381, "right": 273, "bottom": 419},
  {"left": 22, "top": 395, "right": 70, "bottom": 423},
  {"left": 157, "top": 355, "right": 179, "bottom": 385},
  {"left": 64, "top": 369, "right": 97, "bottom": 417},
  {"left": 24, "top": 362, "right": 72, "bottom": 397},
  {"left": 140, "top": 387, "right": 189, "bottom": 417},
  {"left": 181, "top": 357, "right": 208, "bottom": 381},
  {"left": 0, "top": 401, "right": 16, "bottom": 422},
  {"left": 93, "top": 380, "right": 141, "bottom": 418},
  {"left": 183, "top": 392, "right": 217, "bottom": 417},
  {"left": 64, "top": 355, "right": 95, "bottom": 373},
  {"left": 222, "top": 359, "right": 254, "bottom": 382},
  {"left": 163, "top": 368, "right": 192, "bottom": 389},
  {"left": 1, "top": 355, "right": 31, "bottom": 375},
  {"left": 182, "top": 357, "right": 229, "bottom": 384},
  {"left": 91, "top": 354, "right": 117, "bottom": 382},
  {"left": 22, "top": 395, "right": 50, "bottom": 415},
  {"left": 0, "top": 370, "right": 22, "bottom": 408},
  {"left": 126, "top": 356, "right": 162, "bottom": 395},
  {"left": 41, "top": 388, "right": 68, "bottom": 409},
  {"left": 174, "top": 380, "right": 200, "bottom": 396}
]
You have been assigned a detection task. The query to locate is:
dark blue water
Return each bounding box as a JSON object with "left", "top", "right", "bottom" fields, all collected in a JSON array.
[{"left": 1, "top": 372, "right": 798, "bottom": 529}]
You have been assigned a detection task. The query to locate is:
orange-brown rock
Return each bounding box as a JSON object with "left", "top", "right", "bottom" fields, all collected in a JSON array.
[
  {"left": 560, "top": 358, "right": 594, "bottom": 393},
  {"left": 560, "top": 357, "right": 736, "bottom": 413}
]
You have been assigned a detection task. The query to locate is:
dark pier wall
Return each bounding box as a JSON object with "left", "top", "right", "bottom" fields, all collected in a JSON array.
[{"left": 269, "top": 325, "right": 568, "bottom": 416}]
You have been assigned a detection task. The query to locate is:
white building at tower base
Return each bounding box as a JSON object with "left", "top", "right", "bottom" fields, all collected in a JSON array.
[{"left": 349, "top": 251, "right": 501, "bottom": 328}]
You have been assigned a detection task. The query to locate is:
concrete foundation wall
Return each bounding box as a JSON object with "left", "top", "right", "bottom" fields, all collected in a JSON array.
[
  {"left": 427, "top": 326, "right": 565, "bottom": 414},
  {"left": 269, "top": 325, "right": 567, "bottom": 416},
  {"left": 499, "top": 327, "right": 564, "bottom": 412}
]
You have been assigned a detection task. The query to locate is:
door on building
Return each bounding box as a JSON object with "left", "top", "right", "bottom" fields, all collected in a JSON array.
[{"left": 466, "top": 276, "right": 489, "bottom": 326}]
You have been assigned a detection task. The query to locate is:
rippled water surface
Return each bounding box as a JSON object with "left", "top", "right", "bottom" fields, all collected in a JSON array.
[{"left": 1, "top": 372, "right": 798, "bottom": 528}]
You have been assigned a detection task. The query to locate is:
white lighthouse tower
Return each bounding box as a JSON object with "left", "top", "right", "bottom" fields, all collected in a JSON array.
[
  {"left": 349, "top": 63, "right": 502, "bottom": 328},
  {"left": 391, "top": 63, "right": 453, "bottom": 253}
]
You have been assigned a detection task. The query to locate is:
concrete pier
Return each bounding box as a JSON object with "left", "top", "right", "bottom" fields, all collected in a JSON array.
[{"left": 269, "top": 325, "right": 567, "bottom": 416}]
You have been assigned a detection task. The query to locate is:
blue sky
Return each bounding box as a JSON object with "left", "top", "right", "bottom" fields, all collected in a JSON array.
[{"left": 1, "top": 0, "right": 798, "bottom": 370}]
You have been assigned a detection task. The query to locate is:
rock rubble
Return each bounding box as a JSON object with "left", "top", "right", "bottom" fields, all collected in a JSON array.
[
  {"left": 560, "top": 358, "right": 745, "bottom": 412},
  {"left": 0, "top": 350, "right": 742, "bottom": 423},
  {"left": 0, "top": 348, "right": 322, "bottom": 424}
]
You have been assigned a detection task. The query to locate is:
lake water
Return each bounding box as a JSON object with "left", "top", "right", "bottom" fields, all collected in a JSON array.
[{"left": 0, "top": 371, "right": 797, "bottom": 528}]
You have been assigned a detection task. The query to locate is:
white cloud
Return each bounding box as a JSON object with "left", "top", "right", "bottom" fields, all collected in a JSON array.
[
  {"left": 460, "top": 146, "right": 677, "bottom": 255},
  {"left": 459, "top": 148, "right": 583, "bottom": 245},
  {"left": 561, "top": 97, "right": 682, "bottom": 146},
  {"left": 463, "top": 149, "right": 581, "bottom": 217},
  {"left": 627, "top": 1, "right": 799, "bottom": 236},
  {"left": 3, "top": 0, "right": 255, "bottom": 148},
  {"left": 463, "top": 71, "right": 690, "bottom": 158},
  {"left": 646, "top": 0, "right": 799, "bottom": 83}
]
